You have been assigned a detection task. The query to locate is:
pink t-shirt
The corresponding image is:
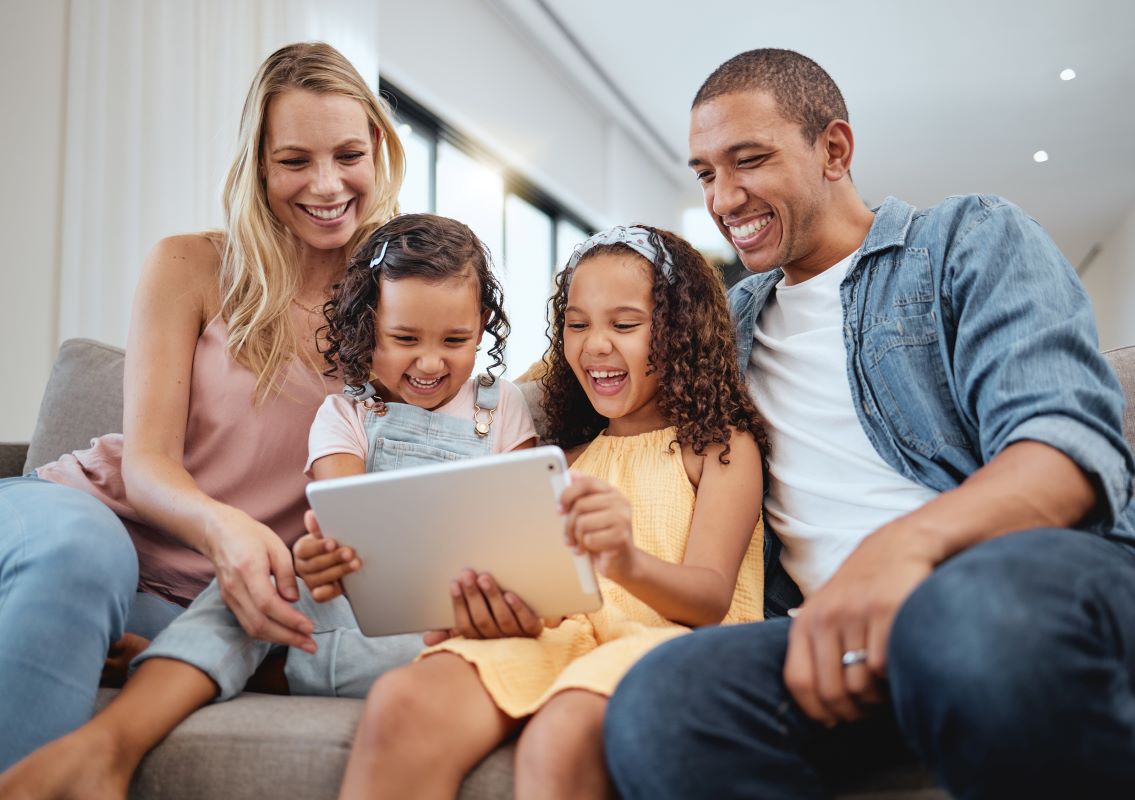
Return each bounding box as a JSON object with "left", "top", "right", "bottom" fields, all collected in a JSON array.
[{"left": 306, "top": 377, "right": 537, "bottom": 475}]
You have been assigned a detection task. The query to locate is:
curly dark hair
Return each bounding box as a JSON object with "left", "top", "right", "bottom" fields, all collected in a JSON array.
[
  {"left": 540, "top": 226, "right": 768, "bottom": 467},
  {"left": 320, "top": 213, "right": 509, "bottom": 388}
]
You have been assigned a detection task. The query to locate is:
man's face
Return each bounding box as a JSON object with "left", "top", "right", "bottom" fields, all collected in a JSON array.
[{"left": 689, "top": 90, "right": 831, "bottom": 281}]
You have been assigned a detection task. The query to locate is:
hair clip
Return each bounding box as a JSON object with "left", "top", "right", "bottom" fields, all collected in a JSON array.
[{"left": 368, "top": 240, "right": 390, "bottom": 270}]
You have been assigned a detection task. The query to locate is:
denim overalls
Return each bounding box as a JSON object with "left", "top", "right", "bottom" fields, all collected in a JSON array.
[
  {"left": 364, "top": 375, "right": 498, "bottom": 470},
  {"left": 137, "top": 377, "right": 501, "bottom": 701}
]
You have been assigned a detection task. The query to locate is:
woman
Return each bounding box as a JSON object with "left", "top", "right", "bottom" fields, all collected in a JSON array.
[{"left": 0, "top": 41, "right": 404, "bottom": 770}]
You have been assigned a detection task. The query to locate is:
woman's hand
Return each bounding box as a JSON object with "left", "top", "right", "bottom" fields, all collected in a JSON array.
[
  {"left": 560, "top": 473, "right": 639, "bottom": 583},
  {"left": 422, "top": 570, "right": 545, "bottom": 645},
  {"left": 295, "top": 509, "right": 361, "bottom": 602},
  {"left": 202, "top": 505, "right": 315, "bottom": 652}
]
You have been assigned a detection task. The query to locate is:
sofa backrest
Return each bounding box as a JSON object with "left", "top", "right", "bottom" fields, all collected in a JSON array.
[
  {"left": 24, "top": 338, "right": 1135, "bottom": 477},
  {"left": 1105, "top": 345, "right": 1135, "bottom": 451},
  {"left": 24, "top": 338, "right": 126, "bottom": 472}
]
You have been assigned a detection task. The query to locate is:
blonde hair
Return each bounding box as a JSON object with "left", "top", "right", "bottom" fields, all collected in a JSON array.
[{"left": 221, "top": 41, "right": 405, "bottom": 398}]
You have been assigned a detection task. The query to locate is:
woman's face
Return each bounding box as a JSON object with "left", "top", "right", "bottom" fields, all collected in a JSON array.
[{"left": 262, "top": 88, "right": 377, "bottom": 254}]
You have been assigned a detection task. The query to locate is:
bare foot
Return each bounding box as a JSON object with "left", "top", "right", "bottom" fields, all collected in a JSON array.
[
  {"left": 101, "top": 633, "right": 151, "bottom": 688},
  {"left": 0, "top": 724, "right": 132, "bottom": 800}
]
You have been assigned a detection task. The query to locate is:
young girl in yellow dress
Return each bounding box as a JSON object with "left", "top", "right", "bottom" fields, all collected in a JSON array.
[{"left": 331, "top": 225, "right": 769, "bottom": 800}]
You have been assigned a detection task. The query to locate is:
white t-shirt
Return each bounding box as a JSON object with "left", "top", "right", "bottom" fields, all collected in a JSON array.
[
  {"left": 747, "top": 252, "right": 939, "bottom": 596},
  {"left": 306, "top": 377, "right": 537, "bottom": 476}
]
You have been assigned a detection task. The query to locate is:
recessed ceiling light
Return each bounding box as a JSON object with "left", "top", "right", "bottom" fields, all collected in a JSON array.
[
  {"left": 1033, "top": 150, "right": 1049, "bottom": 163},
  {"left": 1060, "top": 68, "right": 1076, "bottom": 81}
]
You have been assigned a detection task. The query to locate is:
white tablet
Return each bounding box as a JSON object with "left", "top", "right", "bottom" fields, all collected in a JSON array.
[{"left": 304, "top": 446, "right": 602, "bottom": 636}]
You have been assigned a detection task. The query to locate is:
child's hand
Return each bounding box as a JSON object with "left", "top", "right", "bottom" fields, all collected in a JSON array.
[
  {"left": 294, "top": 509, "right": 361, "bottom": 602},
  {"left": 560, "top": 472, "right": 639, "bottom": 583},
  {"left": 422, "top": 570, "right": 545, "bottom": 645}
]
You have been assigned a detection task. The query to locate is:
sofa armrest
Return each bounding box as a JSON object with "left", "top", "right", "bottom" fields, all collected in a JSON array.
[{"left": 0, "top": 442, "right": 30, "bottom": 478}]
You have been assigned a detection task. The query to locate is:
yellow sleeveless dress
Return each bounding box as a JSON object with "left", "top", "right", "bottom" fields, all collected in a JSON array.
[{"left": 421, "top": 426, "right": 764, "bottom": 717}]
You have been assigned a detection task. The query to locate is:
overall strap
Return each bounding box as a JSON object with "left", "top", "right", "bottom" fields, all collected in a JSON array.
[{"left": 472, "top": 374, "right": 500, "bottom": 437}]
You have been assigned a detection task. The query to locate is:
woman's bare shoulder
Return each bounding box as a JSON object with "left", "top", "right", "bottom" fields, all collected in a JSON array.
[
  {"left": 140, "top": 232, "right": 225, "bottom": 319},
  {"left": 147, "top": 232, "right": 223, "bottom": 272}
]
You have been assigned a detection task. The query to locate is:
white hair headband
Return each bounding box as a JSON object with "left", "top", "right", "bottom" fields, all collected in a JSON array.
[{"left": 562, "top": 225, "right": 675, "bottom": 285}]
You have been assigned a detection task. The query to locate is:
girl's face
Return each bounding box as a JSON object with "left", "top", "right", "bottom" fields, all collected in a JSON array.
[
  {"left": 371, "top": 273, "right": 486, "bottom": 410},
  {"left": 262, "top": 88, "right": 377, "bottom": 256},
  {"left": 563, "top": 253, "right": 666, "bottom": 436}
]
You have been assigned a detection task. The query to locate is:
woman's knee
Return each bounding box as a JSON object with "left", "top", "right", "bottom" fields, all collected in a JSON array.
[{"left": 2, "top": 480, "right": 137, "bottom": 594}]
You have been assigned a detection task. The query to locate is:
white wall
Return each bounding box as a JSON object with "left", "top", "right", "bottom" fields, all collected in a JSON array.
[
  {"left": 0, "top": 1, "right": 67, "bottom": 441},
  {"left": 378, "top": 0, "right": 684, "bottom": 229},
  {"left": 0, "top": 0, "right": 381, "bottom": 443},
  {"left": 1082, "top": 201, "right": 1135, "bottom": 351}
]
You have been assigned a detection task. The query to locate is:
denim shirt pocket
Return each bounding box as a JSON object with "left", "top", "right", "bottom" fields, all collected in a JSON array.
[
  {"left": 369, "top": 438, "right": 466, "bottom": 472},
  {"left": 858, "top": 248, "right": 968, "bottom": 460}
]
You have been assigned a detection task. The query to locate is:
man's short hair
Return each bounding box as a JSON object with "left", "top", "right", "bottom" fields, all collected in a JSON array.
[{"left": 693, "top": 49, "right": 848, "bottom": 144}]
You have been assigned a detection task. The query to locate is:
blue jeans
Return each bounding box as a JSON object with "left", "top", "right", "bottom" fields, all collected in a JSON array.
[
  {"left": 0, "top": 476, "right": 139, "bottom": 769},
  {"left": 605, "top": 529, "right": 1135, "bottom": 799}
]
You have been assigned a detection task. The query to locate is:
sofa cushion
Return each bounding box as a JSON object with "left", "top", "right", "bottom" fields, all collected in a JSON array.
[
  {"left": 94, "top": 689, "right": 515, "bottom": 800},
  {"left": 24, "top": 338, "right": 126, "bottom": 473}
]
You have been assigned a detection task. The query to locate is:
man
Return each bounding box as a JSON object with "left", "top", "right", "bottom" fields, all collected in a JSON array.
[{"left": 604, "top": 49, "right": 1135, "bottom": 799}]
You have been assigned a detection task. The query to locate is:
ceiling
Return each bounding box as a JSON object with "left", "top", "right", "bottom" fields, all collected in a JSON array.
[{"left": 521, "top": 0, "right": 1135, "bottom": 271}]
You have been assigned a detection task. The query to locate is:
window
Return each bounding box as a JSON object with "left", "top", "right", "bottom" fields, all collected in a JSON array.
[{"left": 382, "top": 81, "right": 593, "bottom": 378}]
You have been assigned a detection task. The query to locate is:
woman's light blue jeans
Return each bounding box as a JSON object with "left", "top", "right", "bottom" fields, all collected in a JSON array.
[{"left": 0, "top": 476, "right": 140, "bottom": 769}]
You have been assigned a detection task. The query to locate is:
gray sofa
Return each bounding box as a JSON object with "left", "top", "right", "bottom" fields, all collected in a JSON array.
[{"left": 5, "top": 337, "right": 1135, "bottom": 799}]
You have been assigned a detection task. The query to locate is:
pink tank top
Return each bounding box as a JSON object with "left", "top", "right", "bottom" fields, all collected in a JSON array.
[{"left": 37, "top": 314, "right": 334, "bottom": 606}]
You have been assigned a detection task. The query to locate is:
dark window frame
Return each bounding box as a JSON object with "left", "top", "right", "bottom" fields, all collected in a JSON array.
[{"left": 379, "top": 79, "right": 595, "bottom": 270}]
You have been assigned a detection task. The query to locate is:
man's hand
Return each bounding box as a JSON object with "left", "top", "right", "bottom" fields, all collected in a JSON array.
[{"left": 784, "top": 523, "right": 938, "bottom": 726}]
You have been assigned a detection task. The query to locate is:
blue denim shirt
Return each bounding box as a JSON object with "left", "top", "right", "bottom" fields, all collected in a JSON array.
[{"left": 729, "top": 194, "right": 1135, "bottom": 543}]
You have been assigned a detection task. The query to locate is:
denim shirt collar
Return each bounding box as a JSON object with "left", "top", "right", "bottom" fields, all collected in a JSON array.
[
  {"left": 859, "top": 196, "right": 916, "bottom": 257},
  {"left": 729, "top": 196, "right": 916, "bottom": 372}
]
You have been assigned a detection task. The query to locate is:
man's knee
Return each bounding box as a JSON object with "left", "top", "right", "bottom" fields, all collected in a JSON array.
[
  {"left": 889, "top": 529, "right": 1135, "bottom": 797},
  {"left": 887, "top": 530, "right": 1118, "bottom": 752}
]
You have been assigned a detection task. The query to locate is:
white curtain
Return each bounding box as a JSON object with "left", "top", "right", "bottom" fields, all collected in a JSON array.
[{"left": 58, "top": 0, "right": 381, "bottom": 347}]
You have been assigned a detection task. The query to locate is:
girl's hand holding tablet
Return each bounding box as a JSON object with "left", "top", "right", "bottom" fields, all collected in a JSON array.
[
  {"left": 294, "top": 509, "right": 361, "bottom": 602},
  {"left": 423, "top": 570, "right": 545, "bottom": 645},
  {"left": 560, "top": 472, "right": 638, "bottom": 582}
]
